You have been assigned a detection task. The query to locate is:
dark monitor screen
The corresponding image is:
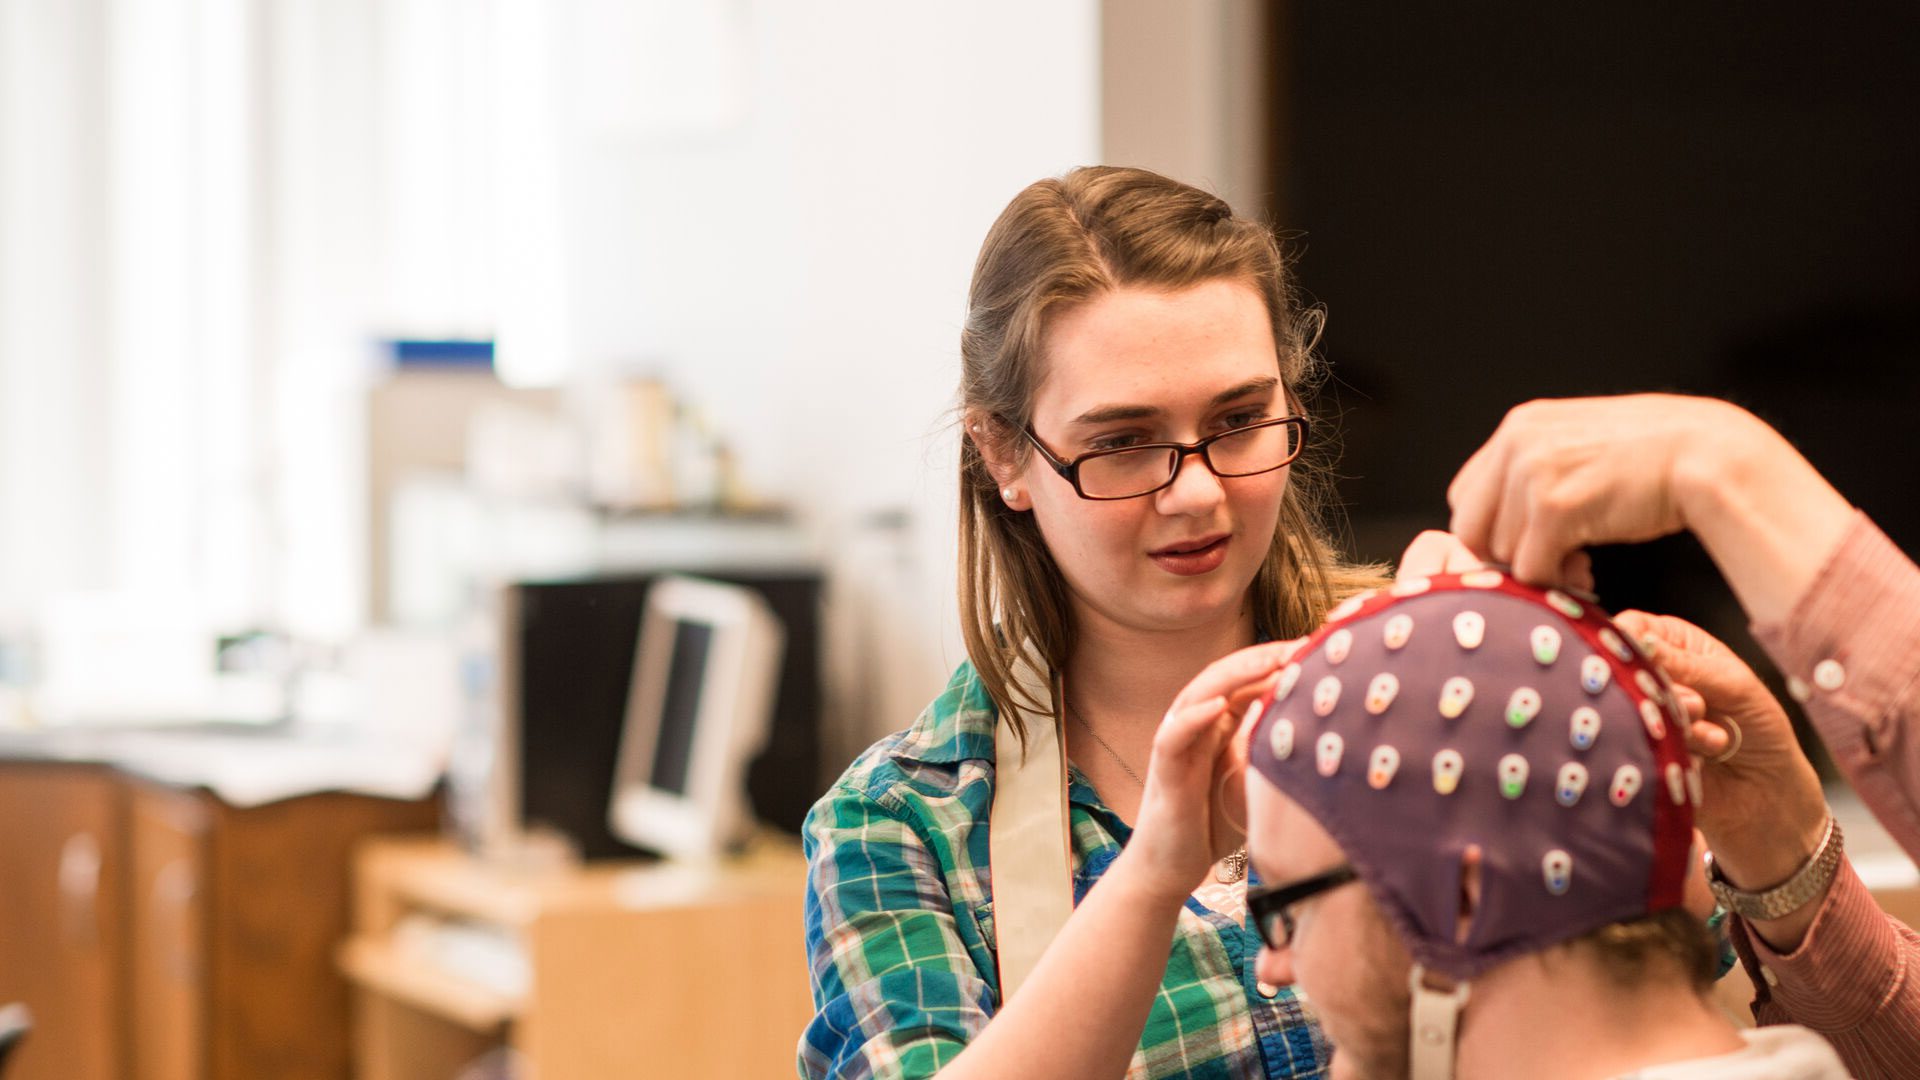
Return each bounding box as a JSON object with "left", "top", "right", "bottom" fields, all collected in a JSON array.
[
  {"left": 512, "top": 572, "right": 822, "bottom": 859},
  {"left": 651, "top": 620, "right": 712, "bottom": 794}
]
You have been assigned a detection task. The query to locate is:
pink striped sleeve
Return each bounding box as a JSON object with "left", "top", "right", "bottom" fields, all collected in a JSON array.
[
  {"left": 1732, "top": 860, "right": 1920, "bottom": 1080},
  {"left": 1751, "top": 512, "right": 1920, "bottom": 859}
]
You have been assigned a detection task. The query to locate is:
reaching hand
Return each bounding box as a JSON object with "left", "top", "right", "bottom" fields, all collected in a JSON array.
[
  {"left": 1446, "top": 395, "right": 1766, "bottom": 586},
  {"left": 1614, "top": 611, "right": 1829, "bottom": 933}
]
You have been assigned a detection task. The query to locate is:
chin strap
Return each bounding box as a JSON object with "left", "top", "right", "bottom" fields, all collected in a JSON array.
[{"left": 1408, "top": 965, "right": 1471, "bottom": 1080}]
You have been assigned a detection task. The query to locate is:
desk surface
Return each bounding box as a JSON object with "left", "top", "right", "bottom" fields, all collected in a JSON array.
[{"left": 0, "top": 723, "right": 442, "bottom": 807}]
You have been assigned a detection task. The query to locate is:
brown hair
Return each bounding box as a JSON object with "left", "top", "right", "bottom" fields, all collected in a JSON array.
[
  {"left": 958, "top": 165, "right": 1387, "bottom": 738},
  {"left": 1570, "top": 909, "right": 1721, "bottom": 992}
]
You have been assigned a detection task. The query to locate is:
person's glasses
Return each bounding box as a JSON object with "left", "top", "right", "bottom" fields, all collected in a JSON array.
[
  {"left": 1248, "top": 864, "right": 1359, "bottom": 950},
  {"left": 1019, "top": 416, "right": 1310, "bottom": 501}
]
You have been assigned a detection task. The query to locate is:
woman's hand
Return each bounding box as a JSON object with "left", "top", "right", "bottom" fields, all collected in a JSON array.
[
  {"left": 1615, "top": 610, "right": 1831, "bottom": 949},
  {"left": 1126, "top": 639, "right": 1306, "bottom": 904}
]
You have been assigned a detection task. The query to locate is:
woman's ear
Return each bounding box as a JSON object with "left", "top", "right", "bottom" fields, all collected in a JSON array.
[
  {"left": 967, "top": 411, "right": 1030, "bottom": 511},
  {"left": 1455, "top": 844, "right": 1483, "bottom": 945}
]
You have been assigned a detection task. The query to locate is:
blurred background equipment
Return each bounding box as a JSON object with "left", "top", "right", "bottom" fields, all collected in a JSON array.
[
  {"left": 472, "top": 563, "right": 822, "bottom": 863},
  {"left": 607, "top": 576, "right": 785, "bottom": 859}
]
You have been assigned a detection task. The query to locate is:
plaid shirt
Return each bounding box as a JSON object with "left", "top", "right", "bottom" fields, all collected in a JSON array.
[{"left": 800, "top": 661, "right": 1331, "bottom": 1079}]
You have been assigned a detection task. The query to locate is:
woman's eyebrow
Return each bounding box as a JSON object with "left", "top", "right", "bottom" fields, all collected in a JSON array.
[
  {"left": 1067, "top": 377, "right": 1280, "bottom": 428},
  {"left": 1068, "top": 403, "right": 1159, "bottom": 426},
  {"left": 1208, "top": 376, "right": 1279, "bottom": 407}
]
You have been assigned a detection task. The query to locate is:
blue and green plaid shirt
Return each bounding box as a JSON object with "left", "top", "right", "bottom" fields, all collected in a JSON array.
[{"left": 800, "top": 661, "right": 1331, "bottom": 1079}]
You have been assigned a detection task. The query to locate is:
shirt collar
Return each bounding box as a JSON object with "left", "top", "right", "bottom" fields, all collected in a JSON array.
[{"left": 886, "top": 661, "right": 999, "bottom": 766}]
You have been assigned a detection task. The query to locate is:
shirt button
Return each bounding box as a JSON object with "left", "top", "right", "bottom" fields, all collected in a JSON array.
[
  {"left": 1786, "top": 676, "right": 1813, "bottom": 703},
  {"left": 1256, "top": 981, "right": 1280, "bottom": 999},
  {"left": 1761, "top": 966, "right": 1780, "bottom": 988},
  {"left": 1813, "top": 660, "right": 1847, "bottom": 692}
]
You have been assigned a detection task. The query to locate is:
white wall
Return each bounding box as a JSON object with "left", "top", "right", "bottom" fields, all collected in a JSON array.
[
  {"left": 543, "top": 1, "right": 1101, "bottom": 755},
  {"left": 1102, "top": 0, "right": 1273, "bottom": 217}
]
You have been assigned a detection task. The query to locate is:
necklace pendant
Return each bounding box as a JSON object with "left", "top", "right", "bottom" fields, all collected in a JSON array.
[{"left": 1217, "top": 846, "right": 1248, "bottom": 884}]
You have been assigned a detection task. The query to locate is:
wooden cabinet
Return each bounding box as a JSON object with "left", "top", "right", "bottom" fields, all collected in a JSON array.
[
  {"left": 127, "top": 783, "right": 208, "bottom": 1080},
  {"left": 0, "top": 762, "right": 438, "bottom": 1080},
  {"left": 0, "top": 765, "right": 128, "bottom": 1080},
  {"left": 341, "top": 837, "right": 813, "bottom": 1079}
]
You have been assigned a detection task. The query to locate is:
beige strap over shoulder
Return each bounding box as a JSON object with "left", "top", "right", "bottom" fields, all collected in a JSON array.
[{"left": 987, "top": 650, "right": 1075, "bottom": 1005}]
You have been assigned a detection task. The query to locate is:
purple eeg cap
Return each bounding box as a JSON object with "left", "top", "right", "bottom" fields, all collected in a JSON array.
[{"left": 1247, "top": 570, "right": 1697, "bottom": 981}]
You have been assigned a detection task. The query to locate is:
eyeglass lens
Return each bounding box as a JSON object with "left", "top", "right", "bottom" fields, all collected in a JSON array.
[{"left": 1078, "top": 421, "right": 1299, "bottom": 499}]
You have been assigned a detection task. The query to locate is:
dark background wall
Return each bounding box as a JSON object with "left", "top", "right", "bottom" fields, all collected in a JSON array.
[{"left": 1284, "top": 2, "right": 1918, "bottom": 765}]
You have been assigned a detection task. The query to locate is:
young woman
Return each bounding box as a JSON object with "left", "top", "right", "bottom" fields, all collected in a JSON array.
[{"left": 800, "top": 166, "right": 1385, "bottom": 1079}]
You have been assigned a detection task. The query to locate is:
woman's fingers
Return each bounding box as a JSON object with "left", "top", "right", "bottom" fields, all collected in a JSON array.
[
  {"left": 1395, "top": 530, "right": 1486, "bottom": 579},
  {"left": 1171, "top": 639, "right": 1305, "bottom": 712},
  {"left": 1150, "top": 695, "right": 1230, "bottom": 767}
]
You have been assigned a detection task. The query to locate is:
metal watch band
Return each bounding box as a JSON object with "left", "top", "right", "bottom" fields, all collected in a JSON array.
[{"left": 1706, "top": 816, "right": 1843, "bottom": 921}]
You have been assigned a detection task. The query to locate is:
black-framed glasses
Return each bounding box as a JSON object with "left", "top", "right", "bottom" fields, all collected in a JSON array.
[
  {"left": 1019, "top": 416, "right": 1309, "bottom": 500},
  {"left": 1248, "top": 864, "right": 1359, "bottom": 950}
]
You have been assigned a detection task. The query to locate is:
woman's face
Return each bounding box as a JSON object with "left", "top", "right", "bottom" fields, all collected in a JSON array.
[{"left": 1016, "top": 278, "right": 1291, "bottom": 642}]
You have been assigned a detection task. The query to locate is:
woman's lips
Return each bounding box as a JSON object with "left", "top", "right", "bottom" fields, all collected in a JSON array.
[{"left": 1150, "top": 535, "right": 1230, "bottom": 576}]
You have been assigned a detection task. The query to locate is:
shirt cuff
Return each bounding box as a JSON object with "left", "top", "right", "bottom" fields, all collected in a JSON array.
[
  {"left": 1743, "top": 859, "right": 1909, "bottom": 1031},
  {"left": 1751, "top": 512, "right": 1920, "bottom": 752}
]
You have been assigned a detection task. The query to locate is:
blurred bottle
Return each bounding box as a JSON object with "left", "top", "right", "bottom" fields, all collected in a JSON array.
[
  {"left": 445, "top": 599, "right": 501, "bottom": 856},
  {"left": 585, "top": 377, "right": 675, "bottom": 511},
  {"left": 670, "top": 403, "right": 721, "bottom": 511}
]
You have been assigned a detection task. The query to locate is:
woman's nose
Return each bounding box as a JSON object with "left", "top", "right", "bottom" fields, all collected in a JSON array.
[{"left": 1153, "top": 449, "right": 1226, "bottom": 514}]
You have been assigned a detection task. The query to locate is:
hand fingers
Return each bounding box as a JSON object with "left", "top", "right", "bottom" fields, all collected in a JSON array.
[
  {"left": 1634, "top": 634, "right": 1762, "bottom": 708},
  {"left": 1508, "top": 499, "right": 1587, "bottom": 588},
  {"left": 1151, "top": 695, "right": 1231, "bottom": 763},
  {"left": 1394, "top": 530, "right": 1453, "bottom": 579},
  {"left": 1482, "top": 441, "right": 1535, "bottom": 571},
  {"left": 1172, "top": 640, "right": 1304, "bottom": 712},
  {"left": 1682, "top": 831, "right": 1717, "bottom": 920},
  {"left": 1671, "top": 685, "right": 1706, "bottom": 720},
  {"left": 1614, "top": 609, "right": 1723, "bottom": 657},
  {"left": 1610, "top": 608, "right": 1660, "bottom": 641},
  {"left": 1209, "top": 697, "right": 1270, "bottom": 841},
  {"left": 1227, "top": 691, "right": 1269, "bottom": 754},
  {"left": 1560, "top": 549, "right": 1596, "bottom": 594},
  {"left": 1446, "top": 425, "right": 1509, "bottom": 560},
  {"left": 1684, "top": 718, "right": 1731, "bottom": 759},
  {"left": 1206, "top": 692, "right": 1269, "bottom": 786},
  {"left": 1396, "top": 530, "right": 1484, "bottom": 579}
]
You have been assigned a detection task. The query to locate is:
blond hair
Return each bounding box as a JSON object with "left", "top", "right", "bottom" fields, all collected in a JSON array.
[
  {"left": 1573, "top": 909, "right": 1721, "bottom": 992},
  {"left": 958, "top": 166, "right": 1387, "bottom": 739}
]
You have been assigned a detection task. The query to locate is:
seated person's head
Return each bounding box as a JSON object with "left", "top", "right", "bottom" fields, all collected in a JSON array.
[{"left": 1244, "top": 572, "right": 1708, "bottom": 1079}]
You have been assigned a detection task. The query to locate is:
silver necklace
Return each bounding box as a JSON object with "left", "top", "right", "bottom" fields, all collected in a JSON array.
[
  {"left": 1064, "top": 699, "right": 1247, "bottom": 884},
  {"left": 1066, "top": 699, "right": 1144, "bottom": 788}
]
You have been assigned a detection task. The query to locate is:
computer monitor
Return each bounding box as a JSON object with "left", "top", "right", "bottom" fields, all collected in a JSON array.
[{"left": 608, "top": 575, "right": 784, "bottom": 858}]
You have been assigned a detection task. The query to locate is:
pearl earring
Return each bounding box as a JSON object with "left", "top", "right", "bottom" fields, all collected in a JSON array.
[{"left": 1001, "top": 487, "right": 1018, "bottom": 503}]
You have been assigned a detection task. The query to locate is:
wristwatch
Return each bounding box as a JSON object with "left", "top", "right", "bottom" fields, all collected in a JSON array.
[{"left": 1705, "top": 815, "right": 1843, "bottom": 921}]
